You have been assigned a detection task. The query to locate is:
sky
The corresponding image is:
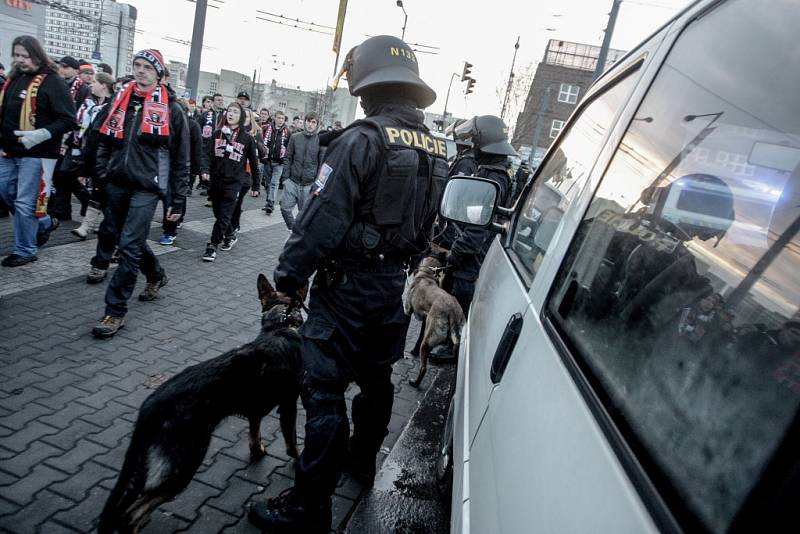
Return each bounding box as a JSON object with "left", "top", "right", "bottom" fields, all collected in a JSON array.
[{"left": 126, "top": 0, "right": 694, "bottom": 120}]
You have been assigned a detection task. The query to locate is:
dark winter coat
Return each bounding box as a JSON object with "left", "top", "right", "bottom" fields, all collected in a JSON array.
[
  {"left": 94, "top": 92, "right": 190, "bottom": 205},
  {"left": 0, "top": 67, "right": 77, "bottom": 159}
]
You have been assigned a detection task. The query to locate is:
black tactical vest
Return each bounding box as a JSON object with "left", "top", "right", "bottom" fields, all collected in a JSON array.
[{"left": 343, "top": 115, "right": 449, "bottom": 261}]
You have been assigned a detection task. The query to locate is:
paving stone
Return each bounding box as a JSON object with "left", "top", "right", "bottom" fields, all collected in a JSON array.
[
  {"left": 0, "top": 490, "right": 74, "bottom": 533},
  {"left": 32, "top": 520, "right": 81, "bottom": 533},
  {"left": 331, "top": 495, "right": 357, "bottom": 532},
  {"left": 194, "top": 452, "right": 248, "bottom": 490},
  {"left": 74, "top": 386, "right": 128, "bottom": 410},
  {"left": 0, "top": 387, "right": 50, "bottom": 413},
  {"left": 187, "top": 504, "right": 239, "bottom": 533},
  {"left": 0, "top": 495, "right": 20, "bottom": 517},
  {"left": 40, "top": 419, "right": 104, "bottom": 452},
  {"left": 50, "top": 485, "right": 109, "bottom": 533},
  {"left": 92, "top": 446, "right": 126, "bottom": 472},
  {"left": 2, "top": 422, "right": 61, "bottom": 453},
  {"left": 0, "top": 441, "right": 62, "bottom": 477},
  {"left": 0, "top": 404, "right": 54, "bottom": 432},
  {"left": 44, "top": 439, "right": 108, "bottom": 474},
  {"left": 160, "top": 480, "right": 222, "bottom": 522},
  {"left": 36, "top": 402, "right": 96, "bottom": 430},
  {"left": 79, "top": 400, "right": 136, "bottom": 428},
  {"left": 2, "top": 464, "right": 71, "bottom": 506},
  {"left": 83, "top": 418, "right": 134, "bottom": 449},
  {"left": 49, "top": 461, "right": 117, "bottom": 502},
  {"left": 205, "top": 475, "right": 265, "bottom": 519},
  {"left": 139, "top": 510, "right": 191, "bottom": 534}
]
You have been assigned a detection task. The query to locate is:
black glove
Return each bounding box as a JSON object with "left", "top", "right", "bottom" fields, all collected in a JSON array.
[
  {"left": 278, "top": 177, "right": 285, "bottom": 190},
  {"left": 168, "top": 198, "right": 186, "bottom": 218}
]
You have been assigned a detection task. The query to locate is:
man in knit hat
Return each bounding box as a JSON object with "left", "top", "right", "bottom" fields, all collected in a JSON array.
[{"left": 87, "top": 49, "right": 190, "bottom": 338}]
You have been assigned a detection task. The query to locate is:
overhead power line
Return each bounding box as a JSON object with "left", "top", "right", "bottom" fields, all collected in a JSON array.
[
  {"left": 255, "top": 10, "right": 336, "bottom": 30},
  {"left": 255, "top": 16, "right": 333, "bottom": 36}
]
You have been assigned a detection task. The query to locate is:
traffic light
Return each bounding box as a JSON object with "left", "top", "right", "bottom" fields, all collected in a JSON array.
[
  {"left": 461, "top": 61, "right": 473, "bottom": 82},
  {"left": 466, "top": 77, "right": 476, "bottom": 95}
]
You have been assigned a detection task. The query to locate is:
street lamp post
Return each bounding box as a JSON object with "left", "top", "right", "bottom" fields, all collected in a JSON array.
[
  {"left": 396, "top": 0, "right": 408, "bottom": 40},
  {"left": 441, "top": 72, "right": 460, "bottom": 131}
]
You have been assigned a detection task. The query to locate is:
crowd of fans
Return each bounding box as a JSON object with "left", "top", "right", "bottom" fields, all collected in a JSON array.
[{"left": 0, "top": 35, "right": 343, "bottom": 336}]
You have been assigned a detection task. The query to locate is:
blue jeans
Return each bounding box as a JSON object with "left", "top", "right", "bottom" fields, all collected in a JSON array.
[
  {"left": 0, "top": 155, "right": 53, "bottom": 257},
  {"left": 264, "top": 161, "right": 284, "bottom": 206},
  {"left": 92, "top": 183, "right": 163, "bottom": 317}
]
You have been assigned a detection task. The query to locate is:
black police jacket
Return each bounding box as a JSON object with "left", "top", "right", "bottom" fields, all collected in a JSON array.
[
  {"left": 448, "top": 158, "right": 511, "bottom": 281},
  {"left": 275, "top": 105, "right": 448, "bottom": 295}
]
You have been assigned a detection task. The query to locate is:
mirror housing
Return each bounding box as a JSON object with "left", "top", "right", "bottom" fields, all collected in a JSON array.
[{"left": 439, "top": 176, "right": 500, "bottom": 228}]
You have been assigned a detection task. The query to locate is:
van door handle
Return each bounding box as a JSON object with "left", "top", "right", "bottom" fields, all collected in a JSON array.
[{"left": 490, "top": 313, "right": 524, "bottom": 384}]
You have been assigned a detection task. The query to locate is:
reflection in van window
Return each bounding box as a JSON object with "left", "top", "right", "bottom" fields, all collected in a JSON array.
[
  {"left": 511, "top": 70, "right": 638, "bottom": 282},
  {"left": 549, "top": 0, "right": 800, "bottom": 531}
]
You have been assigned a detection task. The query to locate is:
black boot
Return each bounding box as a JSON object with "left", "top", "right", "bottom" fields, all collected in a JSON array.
[
  {"left": 248, "top": 488, "right": 331, "bottom": 533},
  {"left": 344, "top": 448, "right": 377, "bottom": 487}
]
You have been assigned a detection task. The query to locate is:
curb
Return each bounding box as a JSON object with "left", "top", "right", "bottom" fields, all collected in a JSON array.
[{"left": 344, "top": 364, "right": 454, "bottom": 533}]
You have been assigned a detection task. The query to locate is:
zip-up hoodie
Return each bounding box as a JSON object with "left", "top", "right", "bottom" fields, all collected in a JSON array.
[
  {"left": 281, "top": 125, "right": 326, "bottom": 186},
  {"left": 94, "top": 88, "right": 190, "bottom": 204},
  {"left": 201, "top": 108, "right": 261, "bottom": 189}
]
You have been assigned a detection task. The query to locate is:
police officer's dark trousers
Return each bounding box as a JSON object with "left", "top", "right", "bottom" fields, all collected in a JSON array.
[{"left": 295, "top": 268, "right": 407, "bottom": 504}]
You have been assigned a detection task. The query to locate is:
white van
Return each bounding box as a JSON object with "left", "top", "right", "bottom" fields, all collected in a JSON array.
[{"left": 437, "top": 0, "right": 800, "bottom": 532}]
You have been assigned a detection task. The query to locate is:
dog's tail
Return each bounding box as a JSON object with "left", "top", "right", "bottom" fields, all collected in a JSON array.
[{"left": 97, "top": 425, "right": 148, "bottom": 534}]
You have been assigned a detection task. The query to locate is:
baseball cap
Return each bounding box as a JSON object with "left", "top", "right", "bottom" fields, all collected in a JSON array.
[
  {"left": 237, "top": 91, "right": 250, "bottom": 99},
  {"left": 58, "top": 56, "right": 80, "bottom": 70}
]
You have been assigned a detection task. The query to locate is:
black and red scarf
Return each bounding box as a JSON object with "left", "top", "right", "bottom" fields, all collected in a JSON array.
[
  {"left": 99, "top": 82, "right": 170, "bottom": 140},
  {"left": 201, "top": 109, "right": 219, "bottom": 139},
  {"left": 213, "top": 127, "right": 243, "bottom": 161},
  {"left": 263, "top": 123, "right": 289, "bottom": 160}
]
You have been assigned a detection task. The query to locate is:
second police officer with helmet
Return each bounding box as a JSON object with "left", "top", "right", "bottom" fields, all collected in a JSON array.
[
  {"left": 248, "top": 35, "right": 449, "bottom": 532},
  {"left": 446, "top": 115, "right": 517, "bottom": 316}
]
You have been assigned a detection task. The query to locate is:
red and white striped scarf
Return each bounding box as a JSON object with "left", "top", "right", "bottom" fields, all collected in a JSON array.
[
  {"left": 69, "top": 77, "right": 84, "bottom": 102},
  {"left": 263, "top": 123, "right": 289, "bottom": 160},
  {"left": 99, "top": 82, "right": 171, "bottom": 140}
]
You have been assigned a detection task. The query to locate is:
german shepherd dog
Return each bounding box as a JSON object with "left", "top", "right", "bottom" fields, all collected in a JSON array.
[
  {"left": 404, "top": 255, "right": 465, "bottom": 388},
  {"left": 98, "top": 274, "right": 305, "bottom": 534}
]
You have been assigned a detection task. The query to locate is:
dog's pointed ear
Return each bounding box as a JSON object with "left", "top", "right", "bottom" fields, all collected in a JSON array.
[{"left": 257, "top": 274, "right": 275, "bottom": 301}]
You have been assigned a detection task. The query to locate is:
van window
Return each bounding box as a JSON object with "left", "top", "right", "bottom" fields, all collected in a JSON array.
[
  {"left": 510, "top": 70, "right": 638, "bottom": 283},
  {"left": 548, "top": 0, "right": 800, "bottom": 531}
]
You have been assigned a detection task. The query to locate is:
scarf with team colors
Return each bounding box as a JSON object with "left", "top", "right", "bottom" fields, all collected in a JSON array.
[
  {"left": 0, "top": 73, "right": 47, "bottom": 131},
  {"left": 263, "top": 123, "right": 289, "bottom": 160},
  {"left": 69, "top": 77, "right": 84, "bottom": 102},
  {"left": 99, "top": 82, "right": 170, "bottom": 140}
]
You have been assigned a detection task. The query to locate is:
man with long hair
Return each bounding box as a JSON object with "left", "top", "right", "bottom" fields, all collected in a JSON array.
[
  {"left": 87, "top": 49, "right": 190, "bottom": 338},
  {"left": 0, "top": 35, "right": 77, "bottom": 267}
]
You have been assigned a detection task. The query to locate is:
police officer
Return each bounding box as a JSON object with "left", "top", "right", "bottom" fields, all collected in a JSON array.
[
  {"left": 247, "top": 35, "right": 447, "bottom": 532},
  {"left": 447, "top": 118, "right": 478, "bottom": 177},
  {"left": 446, "top": 115, "right": 516, "bottom": 316}
]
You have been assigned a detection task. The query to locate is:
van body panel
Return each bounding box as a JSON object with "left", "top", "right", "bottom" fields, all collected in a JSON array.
[{"left": 461, "top": 241, "right": 533, "bottom": 445}]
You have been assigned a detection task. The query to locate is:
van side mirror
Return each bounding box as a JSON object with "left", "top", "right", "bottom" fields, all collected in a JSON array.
[{"left": 439, "top": 176, "right": 500, "bottom": 228}]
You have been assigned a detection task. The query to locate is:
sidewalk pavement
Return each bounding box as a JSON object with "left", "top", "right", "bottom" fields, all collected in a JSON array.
[{"left": 0, "top": 193, "right": 437, "bottom": 533}]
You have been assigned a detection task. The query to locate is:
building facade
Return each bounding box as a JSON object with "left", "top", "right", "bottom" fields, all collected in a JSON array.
[
  {"left": 42, "top": 0, "right": 136, "bottom": 76},
  {"left": 512, "top": 39, "right": 626, "bottom": 166},
  {"left": 1, "top": 0, "right": 46, "bottom": 68},
  {"left": 168, "top": 61, "right": 358, "bottom": 127}
]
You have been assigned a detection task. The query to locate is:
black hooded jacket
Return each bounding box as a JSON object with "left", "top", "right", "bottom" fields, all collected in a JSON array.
[
  {"left": 94, "top": 88, "right": 190, "bottom": 206},
  {"left": 200, "top": 110, "right": 261, "bottom": 189}
]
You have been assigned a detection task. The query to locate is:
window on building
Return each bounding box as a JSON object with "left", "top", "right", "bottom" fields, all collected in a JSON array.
[
  {"left": 558, "top": 83, "right": 580, "bottom": 105},
  {"left": 549, "top": 119, "right": 565, "bottom": 139},
  {"left": 279, "top": 102, "right": 287, "bottom": 108},
  {"left": 209, "top": 81, "right": 217, "bottom": 92},
  {"left": 547, "top": 1, "right": 800, "bottom": 531}
]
